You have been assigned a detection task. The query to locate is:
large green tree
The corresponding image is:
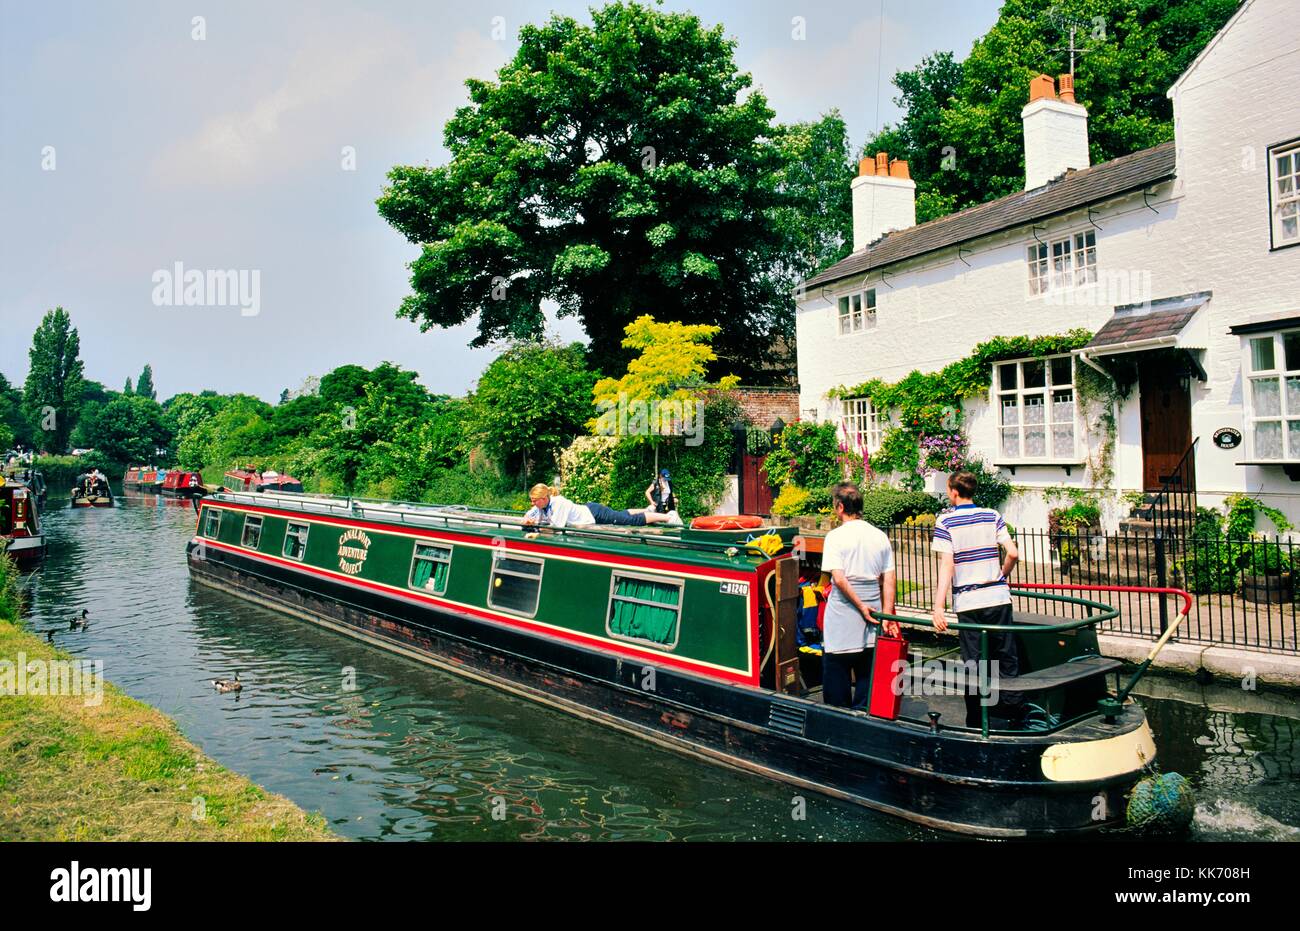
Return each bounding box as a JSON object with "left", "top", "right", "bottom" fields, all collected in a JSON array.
[
  {"left": 22, "top": 307, "right": 84, "bottom": 453},
  {"left": 307, "top": 364, "right": 432, "bottom": 489},
  {"left": 0, "top": 374, "right": 31, "bottom": 450},
  {"left": 135, "top": 364, "right": 156, "bottom": 401},
  {"left": 470, "top": 340, "right": 597, "bottom": 480},
  {"left": 377, "top": 1, "right": 841, "bottom": 380},
  {"left": 865, "top": 0, "right": 1240, "bottom": 220},
  {"left": 770, "top": 112, "right": 856, "bottom": 310},
  {"left": 75, "top": 395, "right": 172, "bottom": 465}
]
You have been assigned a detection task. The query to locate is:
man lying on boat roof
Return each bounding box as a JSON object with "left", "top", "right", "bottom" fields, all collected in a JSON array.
[{"left": 523, "top": 483, "right": 682, "bottom": 529}]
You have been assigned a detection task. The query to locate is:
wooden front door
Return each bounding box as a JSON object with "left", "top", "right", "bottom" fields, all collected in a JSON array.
[
  {"left": 741, "top": 453, "right": 775, "bottom": 516},
  {"left": 1139, "top": 367, "right": 1193, "bottom": 490}
]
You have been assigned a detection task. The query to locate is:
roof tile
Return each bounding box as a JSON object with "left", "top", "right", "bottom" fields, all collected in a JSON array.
[{"left": 804, "top": 142, "right": 1177, "bottom": 290}]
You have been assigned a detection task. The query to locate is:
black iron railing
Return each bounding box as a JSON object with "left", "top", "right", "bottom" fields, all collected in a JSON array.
[
  {"left": 886, "top": 521, "right": 1299, "bottom": 655},
  {"left": 1148, "top": 438, "right": 1199, "bottom": 550}
]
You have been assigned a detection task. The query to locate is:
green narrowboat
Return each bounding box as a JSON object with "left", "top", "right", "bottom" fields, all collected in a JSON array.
[{"left": 186, "top": 490, "right": 1175, "bottom": 837}]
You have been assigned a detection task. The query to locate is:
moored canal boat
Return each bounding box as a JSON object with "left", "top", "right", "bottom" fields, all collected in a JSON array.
[
  {"left": 161, "top": 470, "right": 208, "bottom": 499},
  {"left": 123, "top": 465, "right": 165, "bottom": 492},
  {"left": 2, "top": 462, "right": 46, "bottom": 506},
  {"left": 224, "top": 467, "right": 304, "bottom": 494},
  {"left": 186, "top": 490, "right": 1180, "bottom": 837},
  {"left": 0, "top": 473, "right": 47, "bottom": 565}
]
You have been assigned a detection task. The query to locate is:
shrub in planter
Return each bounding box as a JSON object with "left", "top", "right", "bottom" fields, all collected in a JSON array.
[
  {"left": 1178, "top": 496, "right": 1296, "bottom": 598},
  {"left": 1048, "top": 500, "right": 1103, "bottom": 567},
  {"left": 860, "top": 487, "right": 942, "bottom": 527},
  {"left": 1247, "top": 540, "right": 1292, "bottom": 575},
  {"left": 1241, "top": 540, "right": 1294, "bottom": 603}
]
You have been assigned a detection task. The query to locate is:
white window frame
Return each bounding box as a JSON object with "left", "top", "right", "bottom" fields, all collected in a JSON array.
[
  {"left": 1244, "top": 330, "right": 1300, "bottom": 461},
  {"left": 202, "top": 508, "right": 221, "bottom": 539},
  {"left": 836, "top": 288, "right": 877, "bottom": 335},
  {"left": 841, "top": 397, "right": 884, "bottom": 453},
  {"left": 993, "top": 354, "right": 1079, "bottom": 463},
  {"left": 239, "top": 514, "right": 263, "bottom": 550},
  {"left": 1027, "top": 230, "right": 1097, "bottom": 295},
  {"left": 1270, "top": 139, "right": 1300, "bottom": 248},
  {"left": 487, "top": 551, "right": 544, "bottom": 618},
  {"left": 408, "top": 540, "right": 453, "bottom": 595},
  {"left": 282, "top": 520, "right": 310, "bottom": 561}
]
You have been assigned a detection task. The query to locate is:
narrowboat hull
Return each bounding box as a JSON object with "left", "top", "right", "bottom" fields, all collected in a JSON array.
[
  {"left": 160, "top": 485, "right": 206, "bottom": 499},
  {"left": 123, "top": 469, "right": 163, "bottom": 492},
  {"left": 1, "top": 475, "right": 45, "bottom": 562},
  {"left": 70, "top": 494, "right": 114, "bottom": 508},
  {"left": 187, "top": 538, "right": 1151, "bottom": 837},
  {"left": 2, "top": 533, "right": 47, "bottom": 565}
]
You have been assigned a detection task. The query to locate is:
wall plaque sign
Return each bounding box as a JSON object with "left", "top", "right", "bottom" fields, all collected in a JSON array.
[{"left": 1213, "top": 427, "right": 1242, "bottom": 450}]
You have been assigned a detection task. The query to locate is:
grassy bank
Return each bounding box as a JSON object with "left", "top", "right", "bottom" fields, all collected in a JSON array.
[{"left": 0, "top": 556, "right": 336, "bottom": 841}]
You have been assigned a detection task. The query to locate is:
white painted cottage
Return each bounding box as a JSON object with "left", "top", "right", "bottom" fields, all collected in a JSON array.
[{"left": 795, "top": 0, "right": 1300, "bottom": 530}]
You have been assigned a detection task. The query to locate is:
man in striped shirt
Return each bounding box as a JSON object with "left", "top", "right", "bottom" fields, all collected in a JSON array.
[{"left": 930, "top": 470, "right": 1022, "bottom": 727}]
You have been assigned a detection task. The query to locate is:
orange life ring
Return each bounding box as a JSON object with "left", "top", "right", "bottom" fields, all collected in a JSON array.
[{"left": 689, "top": 515, "right": 764, "bottom": 531}]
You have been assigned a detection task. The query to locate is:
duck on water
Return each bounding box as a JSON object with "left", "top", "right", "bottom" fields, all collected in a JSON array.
[{"left": 185, "top": 489, "right": 1190, "bottom": 838}]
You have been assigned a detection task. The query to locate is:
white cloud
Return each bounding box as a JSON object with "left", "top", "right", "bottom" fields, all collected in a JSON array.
[{"left": 152, "top": 17, "right": 504, "bottom": 187}]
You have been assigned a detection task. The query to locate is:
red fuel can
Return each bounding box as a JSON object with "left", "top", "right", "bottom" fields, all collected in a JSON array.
[{"left": 868, "top": 636, "right": 909, "bottom": 720}]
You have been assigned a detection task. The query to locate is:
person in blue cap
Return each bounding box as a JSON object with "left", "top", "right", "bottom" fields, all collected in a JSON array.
[{"left": 645, "top": 468, "right": 676, "bottom": 515}]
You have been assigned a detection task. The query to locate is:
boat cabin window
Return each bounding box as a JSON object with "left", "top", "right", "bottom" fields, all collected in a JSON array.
[
  {"left": 488, "top": 552, "right": 544, "bottom": 617},
  {"left": 283, "top": 521, "right": 310, "bottom": 560},
  {"left": 240, "top": 515, "right": 264, "bottom": 550},
  {"left": 409, "top": 542, "right": 452, "bottom": 594},
  {"left": 202, "top": 509, "right": 221, "bottom": 539},
  {"left": 606, "top": 573, "right": 683, "bottom": 649}
]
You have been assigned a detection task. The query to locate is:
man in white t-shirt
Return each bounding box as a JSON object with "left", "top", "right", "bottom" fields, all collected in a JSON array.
[{"left": 820, "top": 482, "right": 899, "bottom": 709}]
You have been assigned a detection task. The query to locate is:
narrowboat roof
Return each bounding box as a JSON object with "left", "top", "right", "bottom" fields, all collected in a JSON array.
[{"left": 204, "top": 490, "right": 798, "bottom": 571}]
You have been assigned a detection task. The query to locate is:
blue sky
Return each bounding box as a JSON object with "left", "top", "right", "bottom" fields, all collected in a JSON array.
[{"left": 0, "top": 0, "right": 1003, "bottom": 401}]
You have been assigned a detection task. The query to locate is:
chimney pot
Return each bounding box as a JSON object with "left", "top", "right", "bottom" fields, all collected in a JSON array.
[
  {"left": 851, "top": 151, "right": 916, "bottom": 250},
  {"left": 1021, "top": 72, "right": 1090, "bottom": 189},
  {"left": 1028, "top": 73, "right": 1056, "bottom": 103},
  {"left": 1058, "top": 73, "right": 1076, "bottom": 104}
]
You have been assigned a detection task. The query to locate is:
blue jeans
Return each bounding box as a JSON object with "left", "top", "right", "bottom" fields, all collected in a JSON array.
[{"left": 585, "top": 502, "right": 647, "bottom": 526}]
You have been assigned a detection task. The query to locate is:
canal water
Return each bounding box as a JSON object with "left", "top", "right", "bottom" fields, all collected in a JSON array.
[{"left": 14, "top": 494, "right": 1300, "bottom": 841}]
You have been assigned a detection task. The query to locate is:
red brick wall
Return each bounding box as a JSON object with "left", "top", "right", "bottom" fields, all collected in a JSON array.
[{"left": 729, "top": 387, "right": 800, "bottom": 428}]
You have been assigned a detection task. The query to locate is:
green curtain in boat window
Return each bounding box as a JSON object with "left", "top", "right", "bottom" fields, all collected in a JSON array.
[
  {"left": 411, "top": 546, "right": 451, "bottom": 593},
  {"left": 608, "top": 576, "right": 681, "bottom": 645}
]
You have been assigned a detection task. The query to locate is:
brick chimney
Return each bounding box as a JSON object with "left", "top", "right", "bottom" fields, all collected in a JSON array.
[
  {"left": 851, "top": 152, "right": 916, "bottom": 250},
  {"left": 1021, "top": 73, "right": 1090, "bottom": 190}
]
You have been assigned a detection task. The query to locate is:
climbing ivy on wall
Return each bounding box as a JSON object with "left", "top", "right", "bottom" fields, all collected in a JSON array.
[{"left": 829, "top": 329, "right": 1104, "bottom": 485}]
